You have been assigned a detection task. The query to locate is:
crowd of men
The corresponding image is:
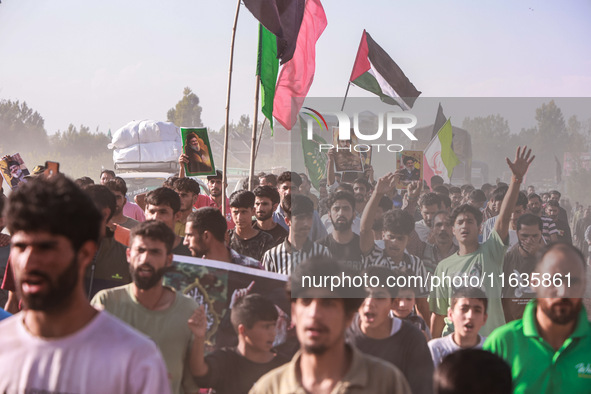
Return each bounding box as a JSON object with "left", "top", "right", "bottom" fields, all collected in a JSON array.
[{"left": 0, "top": 145, "right": 590, "bottom": 394}]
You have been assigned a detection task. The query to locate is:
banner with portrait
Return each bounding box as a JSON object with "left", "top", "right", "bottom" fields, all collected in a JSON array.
[
  {"left": 395, "top": 150, "right": 423, "bottom": 189},
  {"left": 165, "top": 255, "right": 289, "bottom": 351},
  {"left": 180, "top": 128, "right": 216, "bottom": 176},
  {"left": 0, "top": 153, "right": 30, "bottom": 191}
]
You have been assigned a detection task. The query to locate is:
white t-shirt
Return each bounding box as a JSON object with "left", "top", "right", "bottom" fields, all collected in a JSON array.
[
  {"left": 0, "top": 311, "right": 171, "bottom": 394},
  {"left": 428, "top": 333, "right": 486, "bottom": 367},
  {"left": 415, "top": 219, "right": 431, "bottom": 242}
]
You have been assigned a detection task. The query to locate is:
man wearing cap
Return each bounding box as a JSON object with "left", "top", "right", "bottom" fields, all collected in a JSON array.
[{"left": 194, "top": 170, "right": 235, "bottom": 230}]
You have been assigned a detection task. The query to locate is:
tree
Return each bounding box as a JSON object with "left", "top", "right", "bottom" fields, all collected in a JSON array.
[
  {"left": 167, "top": 87, "right": 203, "bottom": 127},
  {"left": 50, "top": 124, "right": 110, "bottom": 158},
  {"left": 462, "top": 114, "right": 514, "bottom": 178},
  {"left": 0, "top": 99, "right": 47, "bottom": 151}
]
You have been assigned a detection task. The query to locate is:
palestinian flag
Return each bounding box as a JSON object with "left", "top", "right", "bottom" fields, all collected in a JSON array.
[
  {"left": 350, "top": 30, "right": 421, "bottom": 110},
  {"left": 423, "top": 118, "right": 460, "bottom": 186}
]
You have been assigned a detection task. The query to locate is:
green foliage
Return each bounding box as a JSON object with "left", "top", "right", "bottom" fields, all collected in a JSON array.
[
  {"left": 566, "top": 168, "right": 591, "bottom": 207},
  {"left": 51, "top": 124, "right": 111, "bottom": 158},
  {"left": 167, "top": 87, "right": 203, "bottom": 127},
  {"left": 462, "top": 114, "right": 515, "bottom": 178},
  {"left": 0, "top": 99, "right": 47, "bottom": 152}
]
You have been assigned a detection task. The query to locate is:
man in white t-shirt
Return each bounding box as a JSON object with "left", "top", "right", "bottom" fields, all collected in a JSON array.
[
  {"left": 0, "top": 175, "right": 170, "bottom": 394},
  {"left": 428, "top": 288, "right": 488, "bottom": 367}
]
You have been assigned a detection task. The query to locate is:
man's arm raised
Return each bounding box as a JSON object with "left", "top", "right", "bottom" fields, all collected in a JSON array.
[
  {"left": 360, "top": 173, "right": 397, "bottom": 255},
  {"left": 188, "top": 304, "right": 209, "bottom": 377},
  {"left": 494, "top": 146, "right": 535, "bottom": 242}
]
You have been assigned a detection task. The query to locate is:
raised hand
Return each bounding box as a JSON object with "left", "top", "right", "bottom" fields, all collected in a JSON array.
[
  {"left": 188, "top": 304, "right": 207, "bottom": 338},
  {"left": 229, "top": 281, "right": 255, "bottom": 309},
  {"left": 375, "top": 173, "right": 397, "bottom": 195},
  {"left": 506, "top": 146, "right": 535, "bottom": 179},
  {"left": 406, "top": 180, "right": 422, "bottom": 201}
]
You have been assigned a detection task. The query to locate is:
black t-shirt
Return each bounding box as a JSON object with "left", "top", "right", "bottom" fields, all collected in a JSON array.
[
  {"left": 346, "top": 316, "right": 434, "bottom": 394},
  {"left": 253, "top": 221, "right": 289, "bottom": 247},
  {"left": 195, "top": 347, "right": 288, "bottom": 394},
  {"left": 318, "top": 233, "right": 363, "bottom": 269},
  {"left": 172, "top": 239, "right": 192, "bottom": 256},
  {"left": 228, "top": 229, "right": 275, "bottom": 261}
]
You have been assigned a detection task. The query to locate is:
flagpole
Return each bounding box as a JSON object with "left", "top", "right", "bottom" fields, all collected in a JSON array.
[
  {"left": 248, "top": 74, "right": 261, "bottom": 191},
  {"left": 254, "top": 118, "right": 267, "bottom": 161},
  {"left": 222, "top": 0, "right": 241, "bottom": 216},
  {"left": 340, "top": 82, "right": 351, "bottom": 111}
]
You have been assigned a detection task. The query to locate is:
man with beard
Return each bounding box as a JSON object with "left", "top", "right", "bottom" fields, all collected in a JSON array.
[
  {"left": 184, "top": 207, "right": 261, "bottom": 268},
  {"left": 414, "top": 192, "right": 443, "bottom": 243},
  {"left": 485, "top": 243, "right": 591, "bottom": 393},
  {"left": 253, "top": 186, "right": 288, "bottom": 246},
  {"left": 501, "top": 214, "right": 544, "bottom": 322},
  {"left": 0, "top": 175, "right": 170, "bottom": 393},
  {"left": 352, "top": 177, "right": 372, "bottom": 216},
  {"left": 105, "top": 177, "right": 140, "bottom": 230},
  {"left": 251, "top": 257, "right": 412, "bottom": 393},
  {"left": 318, "top": 191, "right": 364, "bottom": 269},
  {"left": 527, "top": 193, "right": 558, "bottom": 243},
  {"left": 422, "top": 211, "right": 458, "bottom": 274},
  {"left": 273, "top": 171, "right": 326, "bottom": 242},
  {"left": 92, "top": 220, "right": 200, "bottom": 394}
]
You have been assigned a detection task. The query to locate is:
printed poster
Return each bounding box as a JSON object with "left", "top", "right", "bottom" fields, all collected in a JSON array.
[
  {"left": 395, "top": 150, "right": 423, "bottom": 189},
  {"left": 0, "top": 153, "right": 30, "bottom": 191},
  {"left": 165, "top": 255, "right": 289, "bottom": 351},
  {"left": 180, "top": 127, "right": 216, "bottom": 176}
]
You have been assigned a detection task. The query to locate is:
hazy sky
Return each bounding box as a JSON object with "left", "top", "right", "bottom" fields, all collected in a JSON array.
[{"left": 1, "top": 0, "right": 590, "bottom": 135}]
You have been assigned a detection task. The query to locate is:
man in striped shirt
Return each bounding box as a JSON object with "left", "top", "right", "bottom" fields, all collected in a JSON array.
[
  {"left": 360, "top": 173, "right": 431, "bottom": 325},
  {"left": 527, "top": 193, "right": 559, "bottom": 244},
  {"left": 262, "top": 195, "right": 330, "bottom": 276}
]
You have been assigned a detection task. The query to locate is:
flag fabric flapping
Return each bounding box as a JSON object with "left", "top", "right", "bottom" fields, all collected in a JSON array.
[
  {"left": 257, "top": 24, "right": 279, "bottom": 131},
  {"left": 350, "top": 30, "right": 421, "bottom": 110},
  {"left": 272, "top": 0, "right": 327, "bottom": 130},
  {"left": 423, "top": 118, "right": 460, "bottom": 187},
  {"left": 431, "top": 103, "right": 446, "bottom": 140},
  {"left": 299, "top": 115, "right": 328, "bottom": 189},
  {"left": 243, "top": 0, "right": 305, "bottom": 64}
]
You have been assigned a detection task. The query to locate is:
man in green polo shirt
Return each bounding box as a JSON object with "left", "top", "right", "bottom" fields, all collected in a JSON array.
[{"left": 484, "top": 243, "right": 591, "bottom": 394}]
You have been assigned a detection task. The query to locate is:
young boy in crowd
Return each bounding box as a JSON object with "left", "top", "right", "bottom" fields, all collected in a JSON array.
[
  {"left": 428, "top": 288, "right": 488, "bottom": 367},
  {"left": 189, "top": 294, "right": 288, "bottom": 394},
  {"left": 227, "top": 190, "right": 275, "bottom": 261},
  {"left": 347, "top": 266, "right": 434, "bottom": 394},
  {"left": 391, "top": 285, "right": 431, "bottom": 341}
]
